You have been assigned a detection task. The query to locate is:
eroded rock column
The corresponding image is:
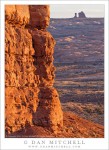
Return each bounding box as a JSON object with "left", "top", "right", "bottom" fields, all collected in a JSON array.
[{"left": 29, "top": 5, "right": 63, "bottom": 133}]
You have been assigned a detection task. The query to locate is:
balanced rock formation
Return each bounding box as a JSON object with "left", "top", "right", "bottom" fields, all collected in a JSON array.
[{"left": 5, "top": 5, "right": 63, "bottom": 135}]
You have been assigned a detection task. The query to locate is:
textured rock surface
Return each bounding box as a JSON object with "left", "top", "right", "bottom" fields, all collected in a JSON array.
[
  {"left": 29, "top": 6, "right": 63, "bottom": 133},
  {"left": 31, "top": 29, "right": 55, "bottom": 87},
  {"left": 33, "top": 87, "right": 63, "bottom": 133},
  {"left": 5, "top": 5, "right": 30, "bottom": 25},
  {"left": 5, "top": 5, "right": 63, "bottom": 135},
  {"left": 5, "top": 5, "right": 39, "bottom": 134},
  {"left": 29, "top": 5, "right": 50, "bottom": 29}
]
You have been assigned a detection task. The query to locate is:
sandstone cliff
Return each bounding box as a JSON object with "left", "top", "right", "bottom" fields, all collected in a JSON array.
[
  {"left": 5, "top": 5, "right": 104, "bottom": 138},
  {"left": 5, "top": 5, "right": 63, "bottom": 135}
]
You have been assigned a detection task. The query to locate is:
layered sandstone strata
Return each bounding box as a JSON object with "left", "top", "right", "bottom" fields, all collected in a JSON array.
[{"left": 5, "top": 5, "right": 63, "bottom": 135}]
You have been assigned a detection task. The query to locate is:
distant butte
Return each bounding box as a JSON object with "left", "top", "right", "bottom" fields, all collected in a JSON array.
[
  {"left": 74, "top": 11, "right": 86, "bottom": 18},
  {"left": 79, "top": 11, "right": 86, "bottom": 18}
]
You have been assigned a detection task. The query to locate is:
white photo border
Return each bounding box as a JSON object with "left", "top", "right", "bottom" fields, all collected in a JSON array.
[{"left": 0, "top": 1, "right": 109, "bottom": 150}]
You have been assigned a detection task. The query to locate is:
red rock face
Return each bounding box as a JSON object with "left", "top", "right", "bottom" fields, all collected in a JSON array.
[
  {"left": 29, "top": 5, "right": 63, "bottom": 133},
  {"left": 33, "top": 87, "right": 63, "bottom": 133},
  {"left": 31, "top": 29, "right": 55, "bottom": 87},
  {"left": 29, "top": 5, "right": 50, "bottom": 29},
  {"left": 5, "top": 5, "right": 63, "bottom": 135},
  {"left": 5, "top": 5, "right": 30, "bottom": 25},
  {"left": 5, "top": 5, "right": 39, "bottom": 134},
  {"left": 31, "top": 28, "right": 63, "bottom": 133}
]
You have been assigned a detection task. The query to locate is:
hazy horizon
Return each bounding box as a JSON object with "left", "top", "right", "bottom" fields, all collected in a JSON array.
[{"left": 50, "top": 4, "right": 105, "bottom": 18}]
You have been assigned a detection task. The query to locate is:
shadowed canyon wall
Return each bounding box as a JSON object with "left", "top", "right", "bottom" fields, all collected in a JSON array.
[{"left": 5, "top": 5, "right": 63, "bottom": 135}]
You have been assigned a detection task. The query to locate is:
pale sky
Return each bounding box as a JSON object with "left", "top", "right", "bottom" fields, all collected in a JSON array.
[{"left": 50, "top": 4, "right": 105, "bottom": 18}]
